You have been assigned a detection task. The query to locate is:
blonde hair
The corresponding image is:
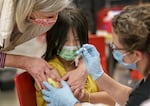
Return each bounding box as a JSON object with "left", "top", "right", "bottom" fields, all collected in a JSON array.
[{"left": 16, "top": 0, "right": 72, "bottom": 32}]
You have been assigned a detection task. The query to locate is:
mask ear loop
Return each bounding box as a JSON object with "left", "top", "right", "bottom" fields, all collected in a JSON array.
[
  {"left": 120, "top": 52, "right": 130, "bottom": 63},
  {"left": 123, "top": 51, "right": 140, "bottom": 64},
  {"left": 122, "top": 52, "right": 130, "bottom": 57},
  {"left": 134, "top": 59, "right": 140, "bottom": 64}
]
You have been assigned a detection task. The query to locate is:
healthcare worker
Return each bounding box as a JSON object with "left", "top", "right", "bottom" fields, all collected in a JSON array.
[{"left": 42, "top": 3, "right": 150, "bottom": 106}]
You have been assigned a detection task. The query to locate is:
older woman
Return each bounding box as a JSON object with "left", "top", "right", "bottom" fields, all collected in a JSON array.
[{"left": 0, "top": 0, "right": 71, "bottom": 89}]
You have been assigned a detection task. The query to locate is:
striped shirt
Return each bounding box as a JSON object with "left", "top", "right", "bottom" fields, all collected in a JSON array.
[{"left": 0, "top": 52, "right": 6, "bottom": 68}]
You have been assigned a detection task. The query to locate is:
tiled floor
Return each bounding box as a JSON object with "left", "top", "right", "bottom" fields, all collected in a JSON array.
[
  {"left": 0, "top": 64, "right": 138, "bottom": 106},
  {"left": 0, "top": 89, "right": 19, "bottom": 106}
]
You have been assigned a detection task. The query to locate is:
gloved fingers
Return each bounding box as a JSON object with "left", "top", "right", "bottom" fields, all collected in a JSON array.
[
  {"left": 76, "top": 47, "right": 84, "bottom": 55},
  {"left": 76, "top": 44, "right": 93, "bottom": 55},
  {"left": 77, "top": 44, "right": 100, "bottom": 64},
  {"left": 43, "top": 81, "right": 55, "bottom": 91},
  {"left": 61, "top": 80, "right": 70, "bottom": 88},
  {"left": 83, "top": 44, "right": 96, "bottom": 53},
  {"left": 41, "top": 89, "right": 51, "bottom": 97},
  {"left": 82, "top": 44, "right": 94, "bottom": 49},
  {"left": 82, "top": 48, "right": 92, "bottom": 60},
  {"left": 46, "top": 103, "right": 51, "bottom": 106},
  {"left": 76, "top": 44, "right": 98, "bottom": 56},
  {"left": 83, "top": 44, "right": 99, "bottom": 57},
  {"left": 43, "top": 95, "right": 51, "bottom": 102}
]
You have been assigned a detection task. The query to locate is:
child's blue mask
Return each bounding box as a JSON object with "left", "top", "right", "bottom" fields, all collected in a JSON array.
[{"left": 112, "top": 50, "right": 137, "bottom": 70}]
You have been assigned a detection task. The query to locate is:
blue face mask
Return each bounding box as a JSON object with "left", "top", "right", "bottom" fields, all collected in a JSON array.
[{"left": 112, "top": 50, "right": 137, "bottom": 70}]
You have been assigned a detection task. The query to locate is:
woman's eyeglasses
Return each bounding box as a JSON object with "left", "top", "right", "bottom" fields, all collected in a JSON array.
[{"left": 109, "top": 42, "right": 128, "bottom": 51}]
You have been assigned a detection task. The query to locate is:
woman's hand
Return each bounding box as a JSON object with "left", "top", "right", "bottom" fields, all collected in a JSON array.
[
  {"left": 23, "top": 57, "right": 61, "bottom": 89},
  {"left": 5, "top": 54, "right": 61, "bottom": 89}
]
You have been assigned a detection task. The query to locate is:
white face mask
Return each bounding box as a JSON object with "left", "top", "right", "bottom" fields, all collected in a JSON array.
[{"left": 57, "top": 46, "right": 79, "bottom": 61}]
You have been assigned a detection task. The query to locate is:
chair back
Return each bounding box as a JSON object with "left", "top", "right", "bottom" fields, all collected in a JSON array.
[{"left": 14, "top": 72, "right": 37, "bottom": 106}]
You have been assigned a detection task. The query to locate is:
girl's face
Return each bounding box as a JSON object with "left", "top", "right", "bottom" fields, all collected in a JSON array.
[
  {"left": 30, "top": 12, "right": 58, "bottom": 26},
  {"left": 64, "top": 28, "right": 80, "bottom": 47},
  {"left": 57, "top": 28, "right": 80, "bottom": 62}
]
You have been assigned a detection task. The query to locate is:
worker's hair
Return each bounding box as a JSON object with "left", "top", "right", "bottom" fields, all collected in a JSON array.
[
  {"left": 112, "top": 3, "right": 150, "bottom": 76},
  {"left": 16, "top": 0, "right": 72, "bottom": 32}
]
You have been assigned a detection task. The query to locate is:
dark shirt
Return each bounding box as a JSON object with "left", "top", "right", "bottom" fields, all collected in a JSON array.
[{"left": 126, "top": 75, "right": 150, "bottom": 106}]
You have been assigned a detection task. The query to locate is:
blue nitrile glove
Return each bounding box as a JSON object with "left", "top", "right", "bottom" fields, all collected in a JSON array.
[
  {"left": 76, "top": 44, "right": 104, "bottom": 80},
  {"left": 42, "top": 80, "right": 79, "bottom": 106},
  {"left": 46, "top": 103, "right": 51, "bottom": 106}
]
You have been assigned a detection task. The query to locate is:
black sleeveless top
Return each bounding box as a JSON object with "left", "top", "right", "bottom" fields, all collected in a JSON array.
[{"left": 126, "top": 75, "right": 150, "bottom": 106}]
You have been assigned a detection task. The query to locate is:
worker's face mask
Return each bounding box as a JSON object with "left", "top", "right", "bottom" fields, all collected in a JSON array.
[
  {"left": 112, "top": 50, "right": 138, "bottom": 70},
  {"left": 57, "top": 46, "right": 79, "bottom": 61},
  {"left": 31, "top": 18, "right": 56, "bottom": 26}
]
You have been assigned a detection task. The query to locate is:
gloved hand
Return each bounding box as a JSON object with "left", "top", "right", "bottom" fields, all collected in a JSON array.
[
  {"left": 76, "top": 44, "right": 104, "bottom": 80},
  {"left": 46, "top": 103, "right": 51, "bottom": 106},
  {"left": 42, "top": 80, "right": 79, "bottom": 106}
]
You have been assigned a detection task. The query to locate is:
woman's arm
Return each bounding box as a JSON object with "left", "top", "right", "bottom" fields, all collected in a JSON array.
[
  {"left": 5, "top": 53, "right": 60, "bottom": 89},
  {"left": 79, "top": 74, "right": 132, "bottom": 106},
  {"left": 77, "top": 44, "right": 133, "bottom": 106},
  {"left": 96, "top": 73, "right": 132, "bottom": 106}
]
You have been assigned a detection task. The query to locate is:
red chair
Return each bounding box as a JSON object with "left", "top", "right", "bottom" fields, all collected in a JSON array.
[
  {"left": 130, "top": 70, "right": 142, "bottom": 80},
  {"left": 14, "top": 72, "right": 37, "bottom": 106},
  {"left": 89, "top": 35, "right": 108, "bottom": 74}
]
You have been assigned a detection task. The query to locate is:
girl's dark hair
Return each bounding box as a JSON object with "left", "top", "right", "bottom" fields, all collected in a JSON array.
[{"left": 44, "top": 7, "right": 88, "bottom": 61}]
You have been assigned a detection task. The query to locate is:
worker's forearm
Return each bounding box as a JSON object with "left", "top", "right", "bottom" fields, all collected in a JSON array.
[
  {"left": 90, "top": 91, "right": 115, "bottom": 106},
  {"left": 96, "top": 73, "right": 132, "bottom": 106}
]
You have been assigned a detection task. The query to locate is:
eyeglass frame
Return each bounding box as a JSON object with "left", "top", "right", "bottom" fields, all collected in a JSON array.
[{"left": 109, "top": 42, "right": 130, "bottom": 51}]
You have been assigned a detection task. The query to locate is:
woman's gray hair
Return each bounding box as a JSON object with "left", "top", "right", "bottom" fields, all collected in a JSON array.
[{"left": 16, "top": 0, "right": 72, "bottom": 32}]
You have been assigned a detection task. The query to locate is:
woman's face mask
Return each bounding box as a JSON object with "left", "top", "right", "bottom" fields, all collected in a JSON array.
[
  {"left": 30, "top": 12, "right": 58, "bottom": 26},
  {"left": 57, "top": 46, "right": 79, "bottom": 61},
  {"left": 31, "top": 18, "right": 56, "bottom": 26},
  {"left": 112, "top": 50, "right": 138, "bottom": 70}
]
